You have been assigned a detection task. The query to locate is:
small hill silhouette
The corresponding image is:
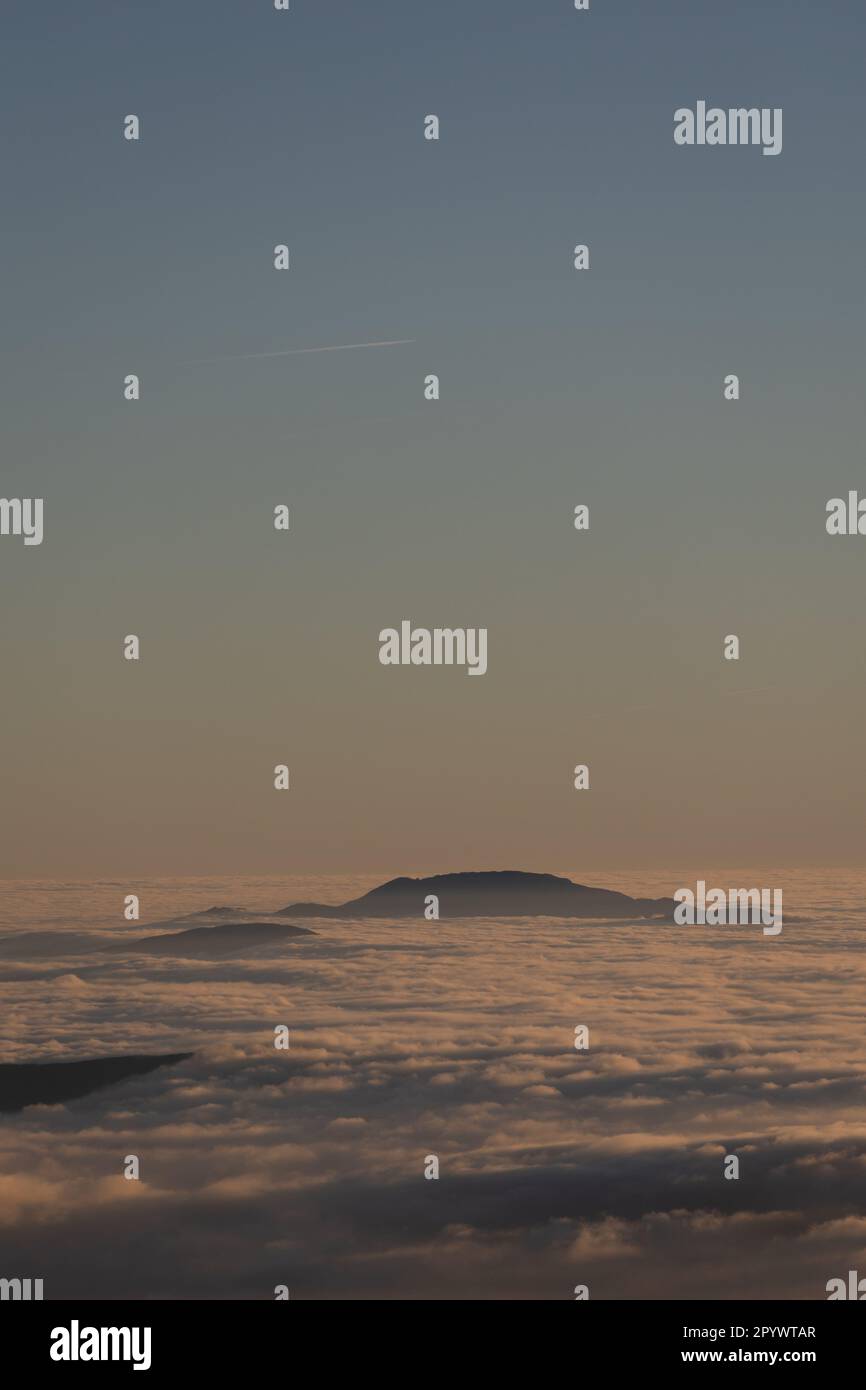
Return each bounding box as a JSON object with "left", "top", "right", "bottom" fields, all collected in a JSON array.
[
  {"left": 278, "top": 870, "right": 674, "bottom": 920},
  {"left": 0, "top": 1052, "right": 192, "bottom": 1113},
  {"left": 118, "top": 921, "right": 315, "bottom": 957}
]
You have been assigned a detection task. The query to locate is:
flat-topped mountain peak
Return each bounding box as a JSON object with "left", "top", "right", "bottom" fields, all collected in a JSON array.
[{"left": 278, "top": 870, "right": 674, "bottom": 920}]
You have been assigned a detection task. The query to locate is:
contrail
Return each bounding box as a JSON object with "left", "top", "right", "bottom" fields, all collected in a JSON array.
[{"left": 181, "top": 339, "right": 415, "bottom": 365}]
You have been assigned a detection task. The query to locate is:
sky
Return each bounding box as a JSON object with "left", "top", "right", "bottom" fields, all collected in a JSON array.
[{"left": 2, "top": 0, "right": 864, "bottom": 877}]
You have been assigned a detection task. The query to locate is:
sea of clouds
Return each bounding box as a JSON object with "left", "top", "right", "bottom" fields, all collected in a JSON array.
[{"left": 1, "top": 870, "right": 865, "bottom": 1299}]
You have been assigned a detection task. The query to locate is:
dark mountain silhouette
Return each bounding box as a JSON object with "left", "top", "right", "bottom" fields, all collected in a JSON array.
[
  {"left": 190, "top": 906, "right": 246, "bottom": 918},
  {"left": 118, "top": 922, "right": 315, "bottom": 957},
  {"left": 278, "top": 871, "right": 675, "bottom": 921},
  {"left": 0, "top": 1052, "right": 192, "bottom": 1113},
  {"left": 0, "top": 930, "right": 106, "bottom": 958},
  {"left": 120, "top": 906, "right": 254, "bottom": 934}
]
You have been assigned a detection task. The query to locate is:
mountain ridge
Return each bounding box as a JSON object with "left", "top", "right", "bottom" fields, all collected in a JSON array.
[
  {"left": 0, "top": 1052, "right": 193, "bottom": 1113},
  {"left": 114, "top": 921, "right": 315, "bottom": 956},
  {"left": 277, "top": 870, "right": 675, "bottom": 921}
]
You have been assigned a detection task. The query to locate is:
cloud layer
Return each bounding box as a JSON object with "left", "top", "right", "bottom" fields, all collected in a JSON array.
[{"left": 1, "top": 871, "right": 865, "bottom": 1299}]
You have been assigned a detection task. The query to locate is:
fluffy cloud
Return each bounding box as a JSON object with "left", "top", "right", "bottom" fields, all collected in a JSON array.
[{"left": 1, "top": 876, "right": 865, "bottom": 1298}]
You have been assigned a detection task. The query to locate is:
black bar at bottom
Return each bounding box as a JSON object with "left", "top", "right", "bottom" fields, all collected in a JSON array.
[{"left": 4, "top": 1298, "right": 861, "bottom": 1374}]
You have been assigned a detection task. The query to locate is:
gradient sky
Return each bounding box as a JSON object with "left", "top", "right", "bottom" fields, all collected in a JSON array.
[{"left": 2, "top": 0, "right": 864, "bottom": 876}]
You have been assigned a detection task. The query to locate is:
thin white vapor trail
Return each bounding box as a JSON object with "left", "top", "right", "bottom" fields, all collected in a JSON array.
[{"left": 181, "top": 339, "right": 416, "bottom": 365}]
